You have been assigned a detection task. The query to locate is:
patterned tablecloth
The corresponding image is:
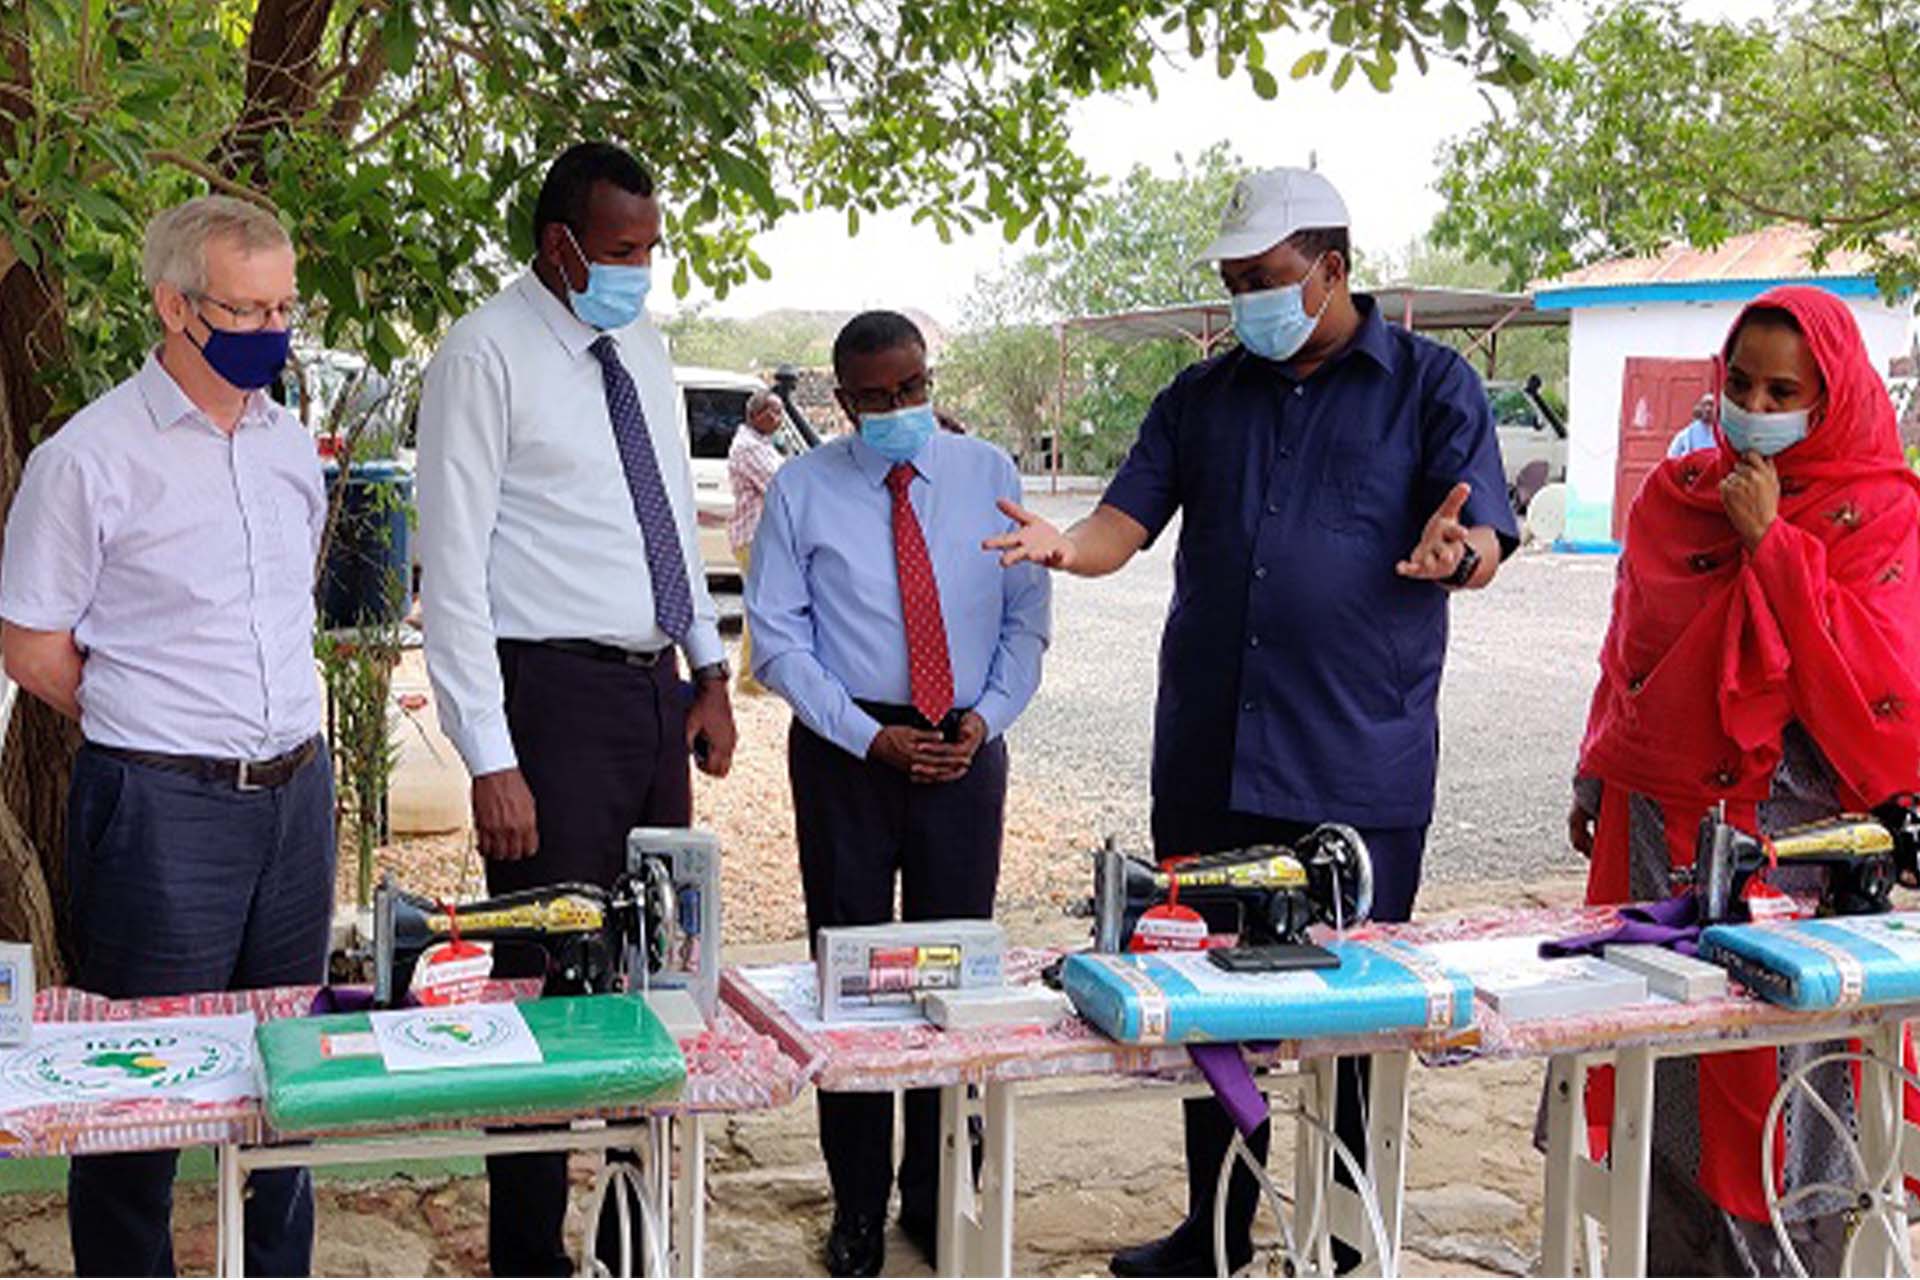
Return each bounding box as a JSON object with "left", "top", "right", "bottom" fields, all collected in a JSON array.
[
  {"left": 0, "top": 980, "right": 817, "bottom": 1159},
  {"left": 726, "top": 910, "right": 1920, "bottom": 1091},
  {"left": 721, "top": 948, "right": 1471, "bottom": 1094}
]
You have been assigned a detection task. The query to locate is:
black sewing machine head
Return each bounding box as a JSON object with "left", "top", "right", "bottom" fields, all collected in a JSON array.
[
  {"left": 1086, "top": 824, "right": 1373, "bottom": 952},
  {"left": 1692, "top": 796, "right": 1920, "bottom": 926},
  {"left": 371, "top": 874, "right": 653, "bottom": 1007}
]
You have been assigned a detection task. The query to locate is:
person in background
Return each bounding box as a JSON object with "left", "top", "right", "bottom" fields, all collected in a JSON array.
[
  {"left": 1570, "top": 286, "right": 1920, "bottom": 1273},
  {"left": 746, "top": 311, "right": 1050, "bottom": 1276},
  {"left": 415, "top": 141, "right": 736, "bottom": 1276},
  {"left": 987, "top": 167, "right": 1516, "bottom": 1276},
  {"left": 1667, "top": 392, "right": 1718, "bottom": 457},
  {"left": 728, "top": 388, "right": 786, "bottom": 694},
  {"left": 0, "top": 195, "right": 331, "bottom": 1277}
]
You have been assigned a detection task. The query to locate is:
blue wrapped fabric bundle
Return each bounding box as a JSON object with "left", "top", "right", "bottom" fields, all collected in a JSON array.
[
  {"left": 1698, "top": 912, "right": 1920, "bottom": 1011},
  {"left": 1061, "top": 939, "right": 1475, "bottom": 1046}
]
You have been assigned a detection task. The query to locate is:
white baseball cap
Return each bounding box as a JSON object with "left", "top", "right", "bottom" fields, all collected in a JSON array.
[{"left": 1196, "top": 167, "right": 1350, "bottom": 265}]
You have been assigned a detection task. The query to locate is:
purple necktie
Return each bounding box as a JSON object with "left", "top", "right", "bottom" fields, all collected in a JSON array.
[{"left": 589, "top": 335, "right": 695, "bottom": 642}]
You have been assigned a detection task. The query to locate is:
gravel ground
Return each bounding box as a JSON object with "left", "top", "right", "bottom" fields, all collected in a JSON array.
[{"left": 354, "top": 491, "right": 1617, "bottom": 945}]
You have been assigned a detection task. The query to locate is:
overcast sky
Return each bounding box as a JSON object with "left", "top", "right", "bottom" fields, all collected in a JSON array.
[{"left": 662, "top": 0, "right": 1773, "bottom": 327}]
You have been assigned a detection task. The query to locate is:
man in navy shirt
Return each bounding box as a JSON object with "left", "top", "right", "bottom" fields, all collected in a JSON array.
[{"left": 990, "top": 168, "right": 1517, "bottom": 1275}]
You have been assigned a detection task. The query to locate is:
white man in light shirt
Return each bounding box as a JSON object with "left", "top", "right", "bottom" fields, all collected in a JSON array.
[
  {"left": 0, "top": 196, "right": 331, "bottom": 1277},
  {"left": 414, "top": 140, "right": 736, "bottom": 1277},
  {"left": 728, "top": 388, "right": 785, "bottom": 693}
]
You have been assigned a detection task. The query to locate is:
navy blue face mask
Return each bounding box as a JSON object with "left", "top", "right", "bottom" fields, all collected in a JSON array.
[{"left": 190, "top": 308, "right": 291, "bottom": 391}]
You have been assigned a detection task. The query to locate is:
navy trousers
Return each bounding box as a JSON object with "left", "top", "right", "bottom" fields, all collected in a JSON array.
[
  {"left": 791, "top": 716, "right": 1006, "bottom": 1229},
  {"left": 1149, "top": 803, "right": 1427, "bottom": 1260},
  {"left": 483, "top": 641, "right": 694, "bottom": 1278},
  {"left": 64, "top": 740, "right": 335, "bottom": 1278}
]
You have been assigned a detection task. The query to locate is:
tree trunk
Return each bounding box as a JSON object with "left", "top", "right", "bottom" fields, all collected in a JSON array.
[
  {"left": 224, "top": 0, "right": 336, "bottom": 178},
  {"left": 0, "top": 0, "right": 80, "bottom": 982}
]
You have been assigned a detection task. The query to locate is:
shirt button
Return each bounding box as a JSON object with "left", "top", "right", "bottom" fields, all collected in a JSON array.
[
  {"left": 1253, "top": 565, "right": 1268, "bottom": 580},
  {"left": 1266, "top": 502, "right": 1281, "bottom": 514},
  {"left": 1292, "top": 386, "right": 1305, "bottom": 397},
  {"left": 1243, "top": 700, "right": 1256, "bottom": 713},
  {"left": 1277, "top": 449, "right": 1292, "bottom": 461},
  {"left": 1248, "top": 635, "right": 1260, "bottom": 649}
]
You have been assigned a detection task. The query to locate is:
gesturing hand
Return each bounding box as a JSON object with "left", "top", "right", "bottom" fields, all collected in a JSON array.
[
  {"left": 983, "top": 499, "right": 1078, "bottom": 571},
  {"left": 1396, "top": 482, "right": 1473, "bottom": 581}
]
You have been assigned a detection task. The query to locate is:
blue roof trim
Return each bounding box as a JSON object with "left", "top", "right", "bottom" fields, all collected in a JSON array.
[
  {"left": 1534, "top": 276, "right": 1886, "bottom": 311},
  {"left": 1553, "top": 538, "right": 1623, "bottom": 555}
]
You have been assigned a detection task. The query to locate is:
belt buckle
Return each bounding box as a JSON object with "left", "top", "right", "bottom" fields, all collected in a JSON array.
[{"left": 235, "top": 759, "right": 263, "bottom": 793}]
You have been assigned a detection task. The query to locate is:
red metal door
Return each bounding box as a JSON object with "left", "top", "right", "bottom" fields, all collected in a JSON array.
[{"left": 1614, "top": 357, "right": 1715, "bottom": 541}]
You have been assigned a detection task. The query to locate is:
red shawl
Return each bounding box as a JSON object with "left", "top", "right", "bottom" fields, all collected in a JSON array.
[
  {"left": 1576, "top": 286, "right": 1920, "bottom": 1221},
  {"left": 1580, "top": 285, "right": 1920, "bottom": 843}
]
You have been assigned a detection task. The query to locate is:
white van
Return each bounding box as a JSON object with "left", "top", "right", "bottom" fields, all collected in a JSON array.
[{"left": 673, "top": 365, "right": 815, "bottom": 578}]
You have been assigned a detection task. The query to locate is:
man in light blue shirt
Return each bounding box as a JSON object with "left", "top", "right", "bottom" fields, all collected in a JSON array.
[
  {"left": 1668, "top": 393, "right": 1718, "bottom": 457},
  {"left": 745, "top": 311, "right": 1049, "bottom": 1277}
]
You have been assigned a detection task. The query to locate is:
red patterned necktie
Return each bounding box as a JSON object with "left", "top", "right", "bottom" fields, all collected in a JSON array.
[{"left": 886, "top": 463, "right": 954, "bottom": 727}]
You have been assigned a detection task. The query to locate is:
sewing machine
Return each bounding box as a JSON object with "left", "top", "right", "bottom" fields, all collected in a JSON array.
[
  {"left": 370, "top": 828, "right": 723, "bottom": 1018},
  {"left": 1692, "top": 797, "right": 1920, "bottom": 925},
  {"left": 1083, "top": 824, "right": 1374, "bottom": 954}
]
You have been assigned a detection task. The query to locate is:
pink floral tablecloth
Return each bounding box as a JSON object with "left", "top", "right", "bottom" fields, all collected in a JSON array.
[{"left": 0, "top": 981, "right": 815, "bottom": 1159}]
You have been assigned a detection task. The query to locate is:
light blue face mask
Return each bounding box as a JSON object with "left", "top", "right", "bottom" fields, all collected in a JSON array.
[
  {"left": 859, "top": 403, "right": 937, "bottom": 464},
  {"left": 562, "top": 226, "right": 651, "bottom": 330},
  {"left": 1231, "top": 252, "right": 1330, "bottom": 363},
  {"left": 1719, "top": 391, "right": 1810, "bottom": 457}
]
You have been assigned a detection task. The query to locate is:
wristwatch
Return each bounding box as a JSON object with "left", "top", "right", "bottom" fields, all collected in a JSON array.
[
  {"left": 692, "top": 660, "right": 730, "bottom": 685},
  {"left": 1443, "top": 542, "right": 1482, "bottom": 589}
]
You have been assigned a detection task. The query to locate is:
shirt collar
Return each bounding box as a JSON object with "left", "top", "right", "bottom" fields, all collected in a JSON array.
[
  {"left": 135, "top": 349, "right": 275, "bottom": 433},
  {"left": 515, "top": 269, "right": 603, "bottom": 360},
  {"left": 848, "top": 424, "right": 944, "bottom": 488}
]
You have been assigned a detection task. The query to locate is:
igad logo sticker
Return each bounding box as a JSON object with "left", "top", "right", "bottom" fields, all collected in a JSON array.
[
  {"left": 393, "top": 1010, "right": 518, "bottom": 1057},
  {"left": 4, "top": 1028, "right": 250, "bottom": 1101}
]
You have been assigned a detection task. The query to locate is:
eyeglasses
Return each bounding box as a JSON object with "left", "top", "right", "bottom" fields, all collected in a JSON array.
[
  {"left": 842, "top": 371, "right": 934, "bottom": 415},
  {"left": 190, "top": 292, "right": 303, "bottom": 333}
]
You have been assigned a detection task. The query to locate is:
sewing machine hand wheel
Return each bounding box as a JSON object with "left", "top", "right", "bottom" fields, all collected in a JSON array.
[{"left": 1302, "top": 824, "right": 1373, "bottom": 928}]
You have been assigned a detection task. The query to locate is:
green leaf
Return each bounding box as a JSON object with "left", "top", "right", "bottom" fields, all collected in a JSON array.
[
  {"left": 1332, "top": 8, "right": 1355, "bottom": 46},
  {"left": 1290, "top": 49, "right": 1325, "bottom": 79},
  {"left": 1441, "top": 4, "right": 1470, "bottom": 48},
  {"left": 1249, "top": 66, "right": 1278, "bottom": 99},
  {"left": 1331, "top": 52, "right": 1356, "bottom": 90},
  {"left": 380, "top": 5, "right": 420, "bottom": 78}
]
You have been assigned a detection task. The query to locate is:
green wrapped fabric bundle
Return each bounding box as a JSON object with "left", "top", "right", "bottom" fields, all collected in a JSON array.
[{"left": 257, "top": 995, "right": 685, "bottom": 1134}]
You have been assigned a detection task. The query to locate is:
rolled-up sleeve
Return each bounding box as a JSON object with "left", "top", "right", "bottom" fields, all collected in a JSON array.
[
  {"left": 0, "top": 445, "right": 102, "bottom": 633},
  {"left": 1101, "top": 380, "right": 1185, "bottom": 546},
  {"left": 971, "top": 459, "right": 1051, "bottom": 739},
  {"left": 1421, "top": 354, "right": 1521, "bottom": 555},
  {"left": 416, "top": 349, "right": 518, "bottom": 777},
  {"left": 745, "top": 478, "right": 884, "bottom": 759}
]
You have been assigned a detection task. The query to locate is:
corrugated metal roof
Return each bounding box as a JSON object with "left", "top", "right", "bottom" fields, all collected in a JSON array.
[{"left": 1537, "top": 226, "right": 1877, "bottom": 291}]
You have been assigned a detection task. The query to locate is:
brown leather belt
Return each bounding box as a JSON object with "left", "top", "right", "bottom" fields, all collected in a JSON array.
[{"left": 91, "top": 736, "right": 321, "bottom": 792}]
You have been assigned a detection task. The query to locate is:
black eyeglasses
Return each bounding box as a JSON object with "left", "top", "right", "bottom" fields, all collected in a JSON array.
[
  {"left": 191, "top": 292, "right": 303, "bottom": 332},
  {"left": 842, "top": 371, "right": 934, "bottom": 415}
]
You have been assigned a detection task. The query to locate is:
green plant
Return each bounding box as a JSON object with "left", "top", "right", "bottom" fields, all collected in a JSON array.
[{"left": 316, "top": 578, "right": 406, "bottom": 909}]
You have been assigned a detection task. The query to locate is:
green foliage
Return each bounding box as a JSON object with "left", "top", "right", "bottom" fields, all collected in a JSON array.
[
  {"left": 659, "top": 307, "right": 837, "bottom": 371},
  {"left": 6, "top": 0, "right": 1538, "bottom": 429},
  {"left": 946, "top": 144, "right": 1250, "bottom": 469},
  {"left": 1431, "top": 0, "right": 1920, "bottom": 294}
]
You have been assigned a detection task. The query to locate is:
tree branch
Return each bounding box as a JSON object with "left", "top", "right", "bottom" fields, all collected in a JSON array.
[{"left": 147, "top": 150, "right": 279, "bottom": 210}]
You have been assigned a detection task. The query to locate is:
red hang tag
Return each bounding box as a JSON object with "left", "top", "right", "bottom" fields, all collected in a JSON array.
[
  {"left": 1741, "top": 873, "right": 1807, "bottom": 923},
  {"left": 1130, "top": 903, "right": 1209, "bottom": 952},
  {"left": 411, "top": 938, "right": 494, "bottom": 1006}
]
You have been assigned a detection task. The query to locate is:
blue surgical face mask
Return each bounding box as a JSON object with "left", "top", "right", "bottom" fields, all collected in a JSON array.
[
  {"left": 189, "top": 311, "right": 290, "bottom": 391},
  {"left": 859, "top": 403, "right": 937, "bottom": 464},
  {"left": 1231, "top": 253, "right": 1330, "bottom": 363},
  {"left": 1719, "top": 391, "right": 1810, "bottom": 457},
  {"left": 562, "top": 226, "right": 651, "bottom": 330}
]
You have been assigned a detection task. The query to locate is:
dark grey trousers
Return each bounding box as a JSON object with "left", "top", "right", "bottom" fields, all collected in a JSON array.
[{"left": 65, "top": 740, "right": 335, "bottom": 1278}]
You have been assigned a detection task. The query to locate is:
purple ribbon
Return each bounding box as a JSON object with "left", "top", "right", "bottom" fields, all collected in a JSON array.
[
  {"left": 1190, "top": 1042, "right": 1272, "bottom": 1137},
  {"left": 1538, "top": 892, "right": 1703, "bottom": 958}
]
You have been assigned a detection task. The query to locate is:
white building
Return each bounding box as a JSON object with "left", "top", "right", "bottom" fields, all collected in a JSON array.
[{"left": 1534, "top": 228, "right": 1918, "bottom": 547}]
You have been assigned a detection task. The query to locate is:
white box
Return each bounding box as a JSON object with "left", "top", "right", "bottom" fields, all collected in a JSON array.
[
  {"left": 0, "top": 942, "right": 32, "bottom": 1047},
  {"left": 921, "top": 986, "right": 1070, "bottom": 1029},
  {"left": 815, "top": 920, "right": 1005, "bottom": 1022},
  {"left": 1477, "top": 955, "right": 1648, "bottom": 1022},
  {"left": 1602, "top": 944, "right": 1731, "bottom": 1003}
]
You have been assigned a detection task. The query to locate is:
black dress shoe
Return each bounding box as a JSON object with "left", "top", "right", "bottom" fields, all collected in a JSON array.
[
  {"left": 1109, "top": 1222, "right": 1251, "bottom": 1277},
  {"left": 825, "top": 1210, "right": 886, "bottom": 1278},
  {"left": 899, "top": 1209, "right": 937, "bottom": 1267}
]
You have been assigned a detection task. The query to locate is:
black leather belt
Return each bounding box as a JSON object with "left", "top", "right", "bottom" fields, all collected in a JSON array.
[
  {"left": 92, "top": 736, "right": 320, "bottom": 792},
  {"left": 523, "top": 638, "right": 671, "bottom": 669},
  {"left": 854, "top": 699, "right": 966, "bottom": 740}
]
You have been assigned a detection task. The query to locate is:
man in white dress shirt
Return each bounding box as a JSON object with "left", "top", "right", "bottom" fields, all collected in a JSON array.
[
  {"left": 415, "top": 141, "right": 737, "bottom": 1276},
  {"left": 0, "top": 195, "right": 331, "bottom": 1277}
]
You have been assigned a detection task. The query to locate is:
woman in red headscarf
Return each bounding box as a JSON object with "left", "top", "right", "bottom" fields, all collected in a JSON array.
[{"left": 1569, "top": 285, "right": 1920, "bottom": 1273}]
